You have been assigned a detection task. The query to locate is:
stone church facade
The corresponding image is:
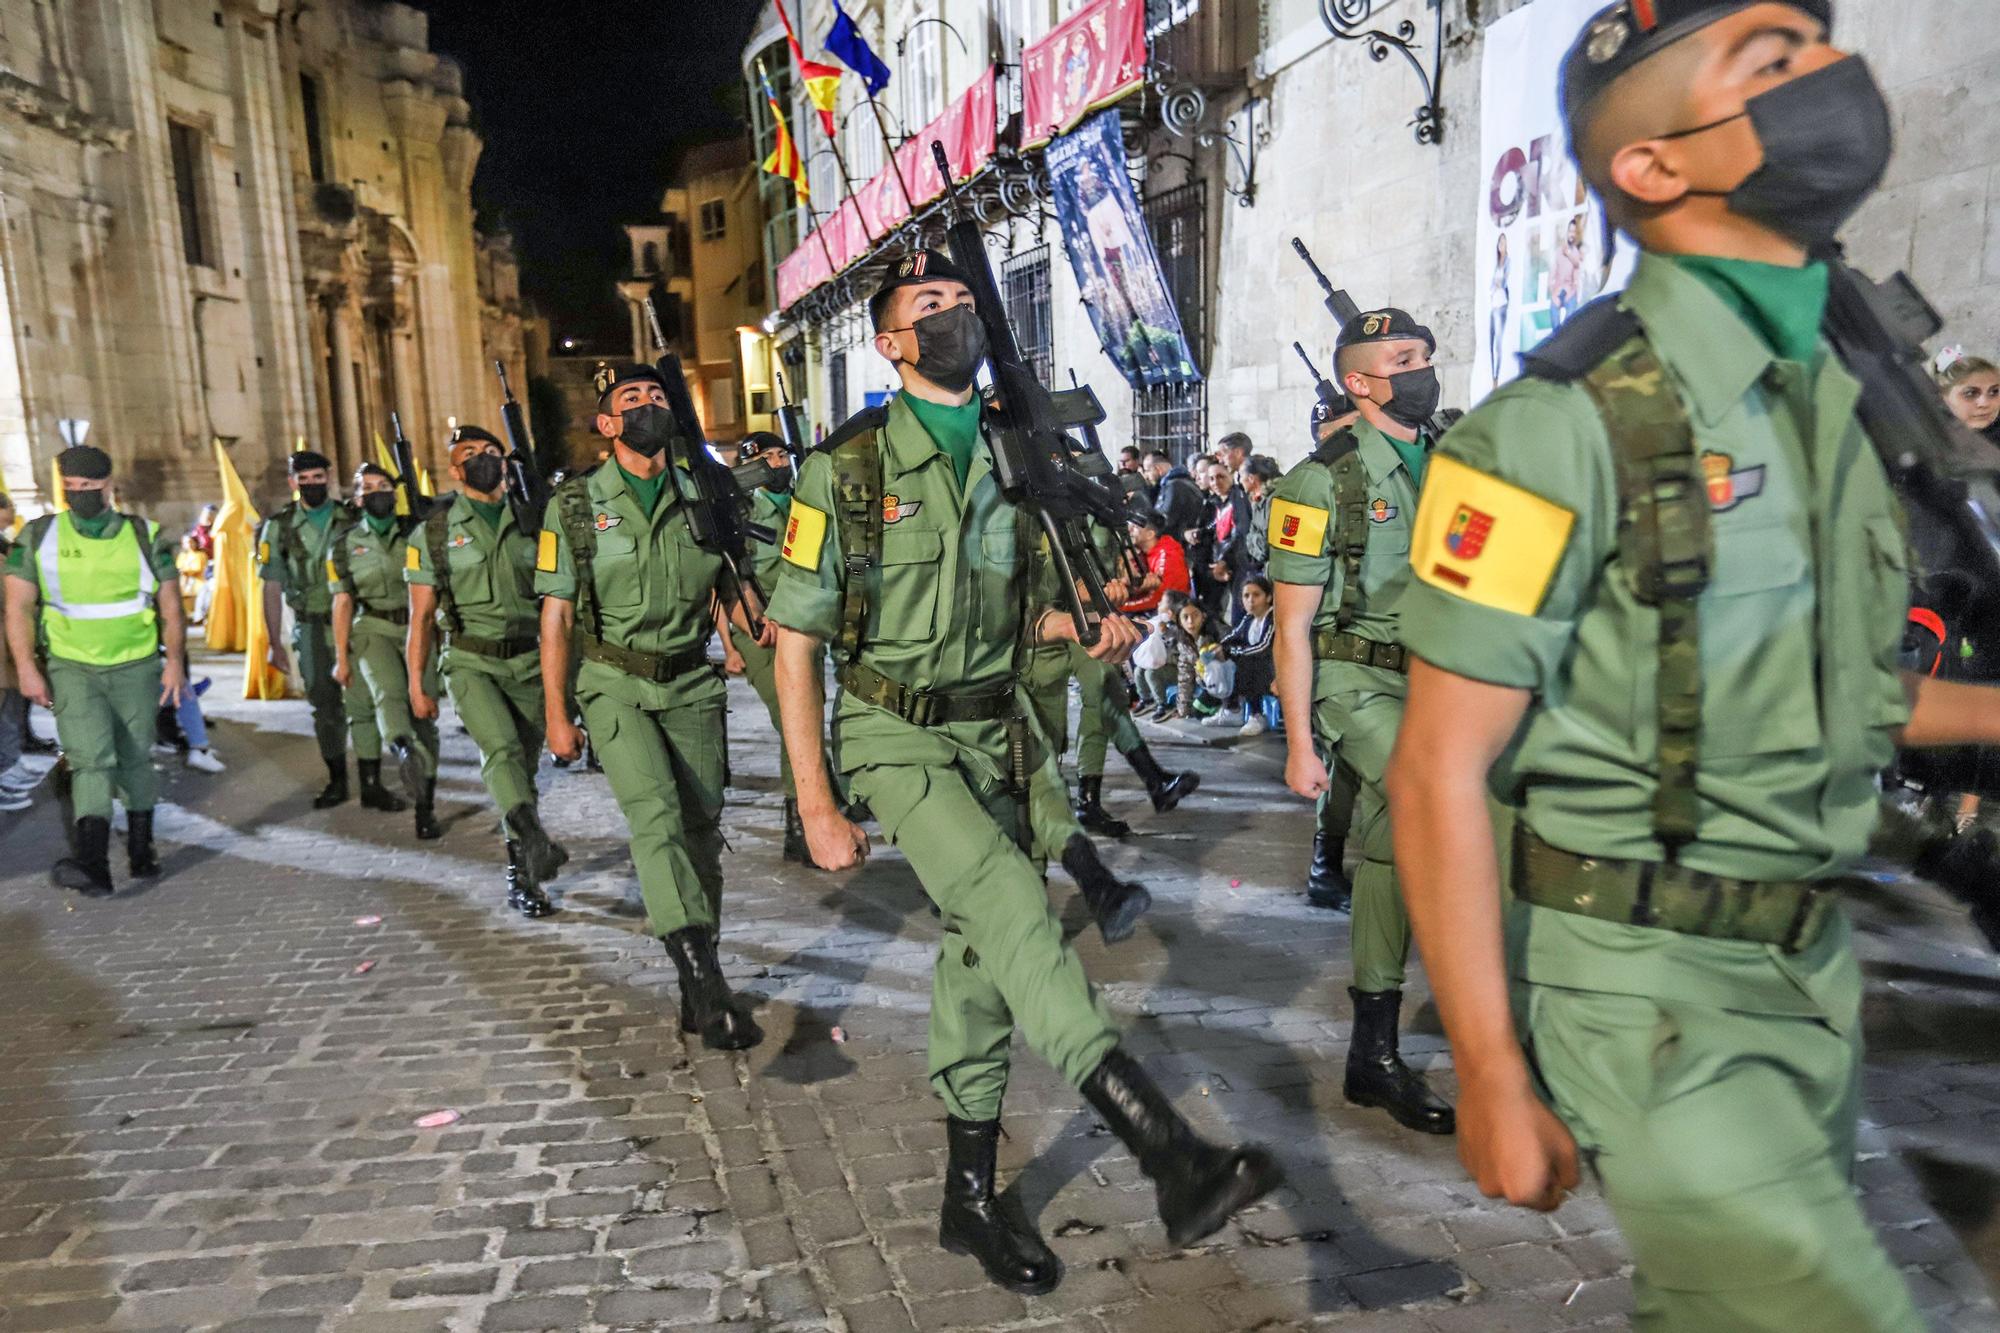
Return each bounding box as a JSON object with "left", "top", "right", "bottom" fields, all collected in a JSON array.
[{"left": 0, "top": 0, "right": 527, "bottom": 515}]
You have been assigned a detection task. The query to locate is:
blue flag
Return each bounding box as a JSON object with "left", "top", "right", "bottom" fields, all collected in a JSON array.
[{"left": 824, "top": 1, "right": 890, "bottom": 97}]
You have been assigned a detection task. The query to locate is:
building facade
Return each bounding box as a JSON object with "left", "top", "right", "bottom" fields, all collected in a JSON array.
[{"left": 0, "top": 0, "right": 527, "bottom": 516}]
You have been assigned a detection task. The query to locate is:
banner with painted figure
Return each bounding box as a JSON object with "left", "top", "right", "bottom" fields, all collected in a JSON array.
[
  {"left": 1047, "top": 110, "right": 1200, "bottom": 389},
  {"left": 1471, "top": 0, "right": 1638, "bottom": 404}
]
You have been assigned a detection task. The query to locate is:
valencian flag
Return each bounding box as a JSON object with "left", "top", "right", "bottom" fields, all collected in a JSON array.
[
  {"left": 758, "top": 67, "right": 810, "bottom": 202},
  {"left": 824, "top": 1, "right": 890, "bottom": 97},
  {"left": 775, "top": 0, "right": 840, "bottom": 139}
]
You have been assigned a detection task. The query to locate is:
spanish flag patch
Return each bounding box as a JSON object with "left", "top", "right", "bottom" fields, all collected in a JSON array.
[
  {"left": 1267, "top": 498, "right": 1330, "bottom": 558},
  {"left": 781, "top": 500, "right": 829, "bottom": 571},
  {"left": 1410, "top": 455, "right": 1575, "bottom": 616},
  {"left": 536, "top": 529, "right": 558, "bottom": 574}
]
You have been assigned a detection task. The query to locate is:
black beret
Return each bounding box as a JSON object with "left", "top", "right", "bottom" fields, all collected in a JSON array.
[
  {"left": 738, "top": 431, "right": 788, "bottom": 461},
  {"left": 875, "top": 249, "right": 971, "bottom": 300},
  {"left": 1561, "top": 0, "right": 1833, "bottom": 142},
  {"left": 593, "top": 362, "right": 665, "bottom": 403},
  {"left": 55, "top": 445, "right": 111, "bottom": 480},
  {"left": 1336, "top": 308, "right": 1436, "bottom": 355},
  {"left": 289, "top": 450, "right": 332, "bottom": 474},
  {"left": 449, "top": 424, "right": 505, "bottom": 452}
]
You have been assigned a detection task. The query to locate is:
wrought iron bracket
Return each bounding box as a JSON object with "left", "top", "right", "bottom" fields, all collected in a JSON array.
[
  {"left": 1318, "top": 0, "right": 1446, "bottom": 145},
  {"left": 1197, "top": 97, "right": 1267, "bottom": 208}
]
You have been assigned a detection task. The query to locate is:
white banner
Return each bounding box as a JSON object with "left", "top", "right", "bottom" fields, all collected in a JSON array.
[{"left": 1470, "top": 0, "right": 1637, "bottom": 404}]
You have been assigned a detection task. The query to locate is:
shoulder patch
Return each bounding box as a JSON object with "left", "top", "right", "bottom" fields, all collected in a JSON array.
[
  {"left": 324, "top": 558, "right": 339, "bottom": 584},
  {"left": 1268, "top": 498, "right": 1331, "bottom": 558},
  {"left": 405, "top": 544, "right": 422, "bottom": 571},
  {"left": 258, "top": 540, "right": 270, "bottom": 565},
  {"left": 781, "top": 499, "right": 829, "bottom": 569},
  {"left": 1411, "top": 455, "right": 1576, "bottom": 615},
  {"left": 816, "top": 405, "right": 890, "bottom": 455},
  {"left": 536, "top": 529, "right": 559, "bottom": 574},
  {"left": 1520, "top": 297, "right": 1641, "bottom": 383}
]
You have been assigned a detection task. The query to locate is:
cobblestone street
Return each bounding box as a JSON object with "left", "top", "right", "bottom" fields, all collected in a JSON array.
[{"left": 0, "top": 653, "right": 1996, "bottom": 1332}]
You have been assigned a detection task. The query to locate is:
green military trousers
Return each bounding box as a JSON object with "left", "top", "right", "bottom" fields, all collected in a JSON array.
[
  {"left": 848, "top": 757, "right": 1120, "bottom": 1122},
  {"left": 1312, "top": 685, "right": 1410, "bottom": 993},
  {"left": 296, "top": 616, "right": 376, "bottom": 764},
  {"left": 729, "top": 623, "right": 834, "bottom": 799},
  {"left": 581, "top": 687, "right": 727, "bottom": 937},
  {"left": 1074, "top": 650, "right": 1143, "bottom": 779},
  {"left": 1317, "top": 757, "right": 1360, "bottom": 844},
  {"left": 444, "top": 649, "right": 544, "bottom": 815},
  {"left": 1523, "top": 981, "right": 1924, "bottom": 1332},
  {"left": 1015, "top": 651, "right": 1102, "bottom": 862},
  {"left": 349, "top": 616, "right": 438, "bottom": 779},
  {"left": 48, "top": 656, "right": 161, "bottom": 821}
]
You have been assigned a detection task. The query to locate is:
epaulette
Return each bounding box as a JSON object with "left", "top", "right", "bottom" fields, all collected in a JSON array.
[
  {"left": 815, "top": 405, "right": 889, "bottom": 455},
  {"left": 1311, "top": 427, "right": 1361, "bottom": 468},
  {"left": 1520, "top": 297, "right": 1641, "bottom": 383}
]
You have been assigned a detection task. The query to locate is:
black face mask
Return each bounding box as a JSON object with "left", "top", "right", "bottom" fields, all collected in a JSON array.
[
  {"left": 1664, "top": 56, "right": 1893, "bottom": 249},
  {"left": 896, "top": 304, "right": 987, "bottom": 393},
  {"left": 361, "top": 492, "right": 398, "bottom": 520},
  {"left": 296, "top": 483, "right": 329, "bottom": 508},
  {"left": 66, "top": 489, "right": 107, "bottom": 519},
  {"left": 1363, "top": 367, "right": 1441, "bottom": 430},
  {"left": 461, "top": 454, "right": 506, "bottom": 495},
  {"left": 618, "top": 403, "right": 677, "bottom": 458}
]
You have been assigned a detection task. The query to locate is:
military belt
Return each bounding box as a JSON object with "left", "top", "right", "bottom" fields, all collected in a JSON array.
[
  {"left": 575, "top": 633, "right": 708, "bottom": 684},
  {"left": 1313, "top": 629, "right": 1407, "bottom": 673},
  {"left": 448, "top": 631, "right": 539, "bottom": 662},
  {"left": 839, "top": 661, "right": 1014, "bottom": 727},
  {"left": 294, "top": 609, "right": 332, "bottom": 626},
  {"left": 359, "top": 603, "right": 409, "bottom": 627},
  {"left": 1512, "top": 824, "right": 1832, "bottom": 953}
]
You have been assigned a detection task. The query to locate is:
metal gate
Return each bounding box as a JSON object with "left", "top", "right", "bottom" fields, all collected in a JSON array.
[
  {"left": 1136, "top": 180, "right": 1207, "bottom": 461},
  {"left": 1002, "top": 244, "right": 1054, "bottom": 389}
]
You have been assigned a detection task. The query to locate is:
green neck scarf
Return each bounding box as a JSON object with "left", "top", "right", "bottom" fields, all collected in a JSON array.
[
  {"left": 364, "top": 511, "right": 398, "bottom": 537},
  {"left": 68, "top": 508, "right": 117, "bottom": 538},
  {"left": 1385, "top": 430, "right": 1429, "bottom": 488},
  {"left": 468, "top": 496, "right": 507, "bottom": 530},
  {"left": 1670, "top": 253, "right": 1829, "bottom": 365},
  {"left": 902, "top": 391, "right": 982, "bottom": 488},
  {"left": 617, "top": 462, "right": 669, "bottom": 517},
  {"left": 301, "top": 501, "right": 334, "bottom": 527}
]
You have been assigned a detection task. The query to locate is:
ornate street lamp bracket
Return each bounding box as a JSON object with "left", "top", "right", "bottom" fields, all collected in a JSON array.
[{"left": 1317, "top": 0, "right": 1446, "bottom": 146}]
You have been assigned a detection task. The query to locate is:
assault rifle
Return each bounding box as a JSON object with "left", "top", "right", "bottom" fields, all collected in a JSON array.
[
  {"left": 494, "top": 360, "right": 550, "bottom": 529},
  {"left": 387, "top": 411, "right": 427, "bottom": 520},
  {"left": 932, "top": 140, "right": 1122, "bottom": 647},
  {"left": 1290, "top": 237, "right": 1453, "bottom": 442},
  {"left": 640, "top": 295, "right": 772, "bottom": 631},
  {"left": 773, "top": 368, "right": 809, "bottom": 470},
  {"left": 1293, "top": 341, "right": 1354, "bottom": 422},
  {"left": 1064, "top": 369, "right": 1147, "bottom": 582},
  {"left": 1821, "top": 251, "right": 2000, "bottom": 807}
]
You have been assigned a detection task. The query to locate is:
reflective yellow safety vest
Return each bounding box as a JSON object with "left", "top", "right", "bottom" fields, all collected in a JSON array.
[{"left": 36, "top": 512, "right": 159, "bottom": 666}]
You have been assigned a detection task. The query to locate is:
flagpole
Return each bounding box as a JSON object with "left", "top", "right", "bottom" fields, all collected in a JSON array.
[
  {"left": 867, "top": 96, "right": 918, "bottom": 217},
  {"left": 758, "top": 57, "right": 843, "bottom": 279}
]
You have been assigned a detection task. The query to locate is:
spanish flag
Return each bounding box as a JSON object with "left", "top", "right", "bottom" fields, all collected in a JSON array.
[
  {"left": 775, "top": 0, "right": 841, "bottom": 139},
  {"left": 758, "top": 66, "right": 810, "bottom": 203}
]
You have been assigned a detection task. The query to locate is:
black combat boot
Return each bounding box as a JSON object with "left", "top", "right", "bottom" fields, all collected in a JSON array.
[
  {"left": 312, "top": 756, "right": 349, "bottom": 809},
  {"left": 357, "top": 759, "right": 406, "bottom": 813},
  {"left": 939, "top": 1117, "right": 1061, "bottom": 1295},
  {"left": 1126, "top": 744, "right": 1200, "bottom": 814},
  {"left": 393, "top": 740, "right": 440, "bottom": 839},
  {"left": 127, "top": 809, "right": 161, "bottom": 878},
  {"left": 781, "top": 798, "right": 818, "bottom": 867},
  {"left": 1081, "top": 1048, "right": 1283, "bottom": 1247},
  {"left": 1307, "top": 832, "right": 1352, "bottom": 912},
  {"left": 52, "top": 756, "right": 77, "bottom": 856},
  {"left": 663, "top": 926, "right": 763, "bottom": 1051},
  {"left": 1060, "top": 834, "right": 1152, "bottom": 944},
  {"left": 505, "top": 804, "right": 568, "bottom": 883},
  {"left": 505, "top": 840, "right": 556, "bottom": 919},
  {"left": 1344, "top": 987, "right": 1454, "bottom": 1135},
  {"left": 1071, "top": 776, "right": 1131, "bottom": 839},
  {"left": 51, "top": 816, "right": 115, "bottom": 898}
]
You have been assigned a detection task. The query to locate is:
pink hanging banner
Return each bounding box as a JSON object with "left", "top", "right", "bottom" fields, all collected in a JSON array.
[{"left": 1021, "top": 0, "right": 1146, "bottom": 149}]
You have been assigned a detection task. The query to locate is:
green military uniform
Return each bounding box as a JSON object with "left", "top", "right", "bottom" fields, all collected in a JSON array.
[
  {"left": 329, "top": 513, "right": 439, "bottom": 785},
  {"left": 406, "top": 493, "right": 543, "bottom": 814},
  {"left": 5, "top": 510, "right": 176, "bottom": 823},
  {"left": 729, "top": 483, "right": 830, "bottom": 802},
  {"left": 535, "top": 463, "right": 729, "bottom": 939},
  {"left": 1400, "top": 252, "right": 1922, "bottom": 1330},
  {"left": 257, "top": 501, "right": 374, "bottom": 764},
  {"left": 1267, "top": 416, "right": 1426, "bottom": 992},
  {"left": 768, "top": 393, "right": 1119, "bottom": 1118}
]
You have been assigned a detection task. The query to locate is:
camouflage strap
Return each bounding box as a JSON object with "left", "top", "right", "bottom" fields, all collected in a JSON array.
[
  {"left": 575, "top": 636, "right": 708, "bottom": 684},
  {"left": 424, "top": 503, "right": 463, "bottom": 636},
  {"left": 831, "top": 431, "right": 884, "bottom": 666},
  {"left": 1312, "top": 629, "right": 1407, "bottom": 673},
  {"left": 1329, "top": 446, "right": 1370, "bottom": 630},
  {"left": 1582, "top": 334, "right": 1710, "bottom": 854},
  {"left": 837, "top": 660, "right": 1015, "bottom": 726},
  {"left": 1513, "top": 823, "right": 1830, "bottom": 952},
  {"left": 554, "top": 478, "right": 601, "bottom": 640}
]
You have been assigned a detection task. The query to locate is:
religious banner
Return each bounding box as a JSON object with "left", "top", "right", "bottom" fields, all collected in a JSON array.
[
  {"left": 1470, "top": 0, "right": 1636, "bottom": 403},
  {"left": 1022, "top": 0, "right": 1146, "bottom": 149},
  {"left": 1046, "top": 110, "right": 1200, "bottom": 388}
]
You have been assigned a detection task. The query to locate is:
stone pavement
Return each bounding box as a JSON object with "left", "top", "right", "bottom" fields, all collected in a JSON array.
[{"left": 0, "top": 652, "right": 1996, "bottom": 1332}]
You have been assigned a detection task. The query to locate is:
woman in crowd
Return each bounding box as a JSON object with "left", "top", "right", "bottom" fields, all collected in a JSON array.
[{"left": 1935, "top": 348, "right": 2000, "bottom": 445}]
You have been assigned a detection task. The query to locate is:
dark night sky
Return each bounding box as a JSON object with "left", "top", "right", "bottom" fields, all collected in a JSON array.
[{"left": 413, "top": 0, "right": 763, "bottom": 352}]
